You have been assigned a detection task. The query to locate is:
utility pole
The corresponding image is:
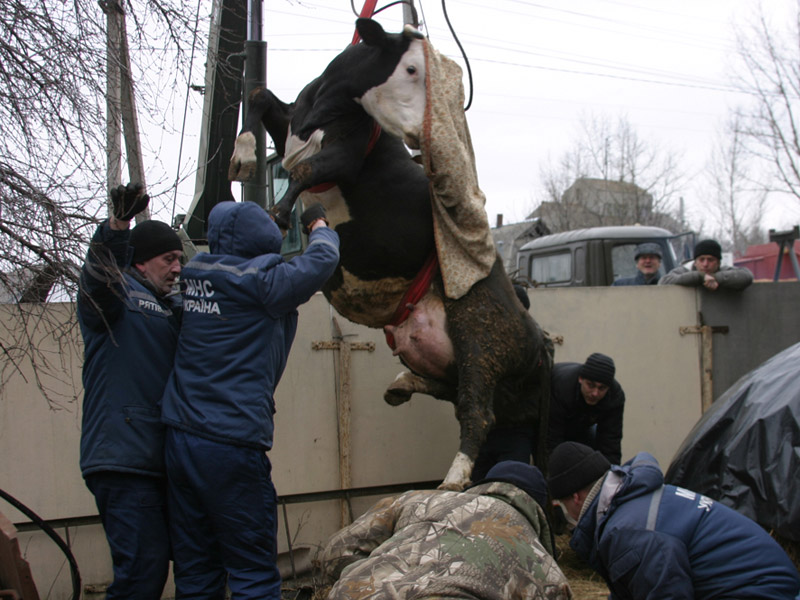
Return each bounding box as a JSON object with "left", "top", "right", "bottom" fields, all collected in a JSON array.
[
  {"left": 242, "top": 0, "right": 268, "bottom": 207},
  {"left": 104, "top": 1, "right": 122, "bottom": 217},
  {"left": 402, "top": 0, "right": 417, "bottom": 27},
  {"left": 102, "top": 0, "right": 149, "bottom": 222}
]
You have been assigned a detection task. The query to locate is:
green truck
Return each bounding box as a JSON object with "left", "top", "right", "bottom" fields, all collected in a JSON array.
[{"left": 516, "top": 225, "right": 696, "bottom": 287}]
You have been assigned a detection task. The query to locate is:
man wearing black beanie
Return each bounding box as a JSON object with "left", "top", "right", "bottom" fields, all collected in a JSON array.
[
  {"left": 548, "top": 352, "right": 625, "bottom": 464},
  {"left": 660, "top": 238, "right": 753, "bottom": 291},
  {"left": 77, "top": 182, "right": 183, "bottom": 599},
  {"left": 547, "top": 442, "right": 800, "bottom": 599}
]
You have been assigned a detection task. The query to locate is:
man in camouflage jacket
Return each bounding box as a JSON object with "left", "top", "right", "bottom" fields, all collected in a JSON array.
[{"left": 320, "top": 462, "right": 572, "bottom": 600}]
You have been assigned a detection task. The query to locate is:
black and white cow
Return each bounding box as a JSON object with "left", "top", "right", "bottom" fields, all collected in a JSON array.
[{"left": 229, "top": 18, "right": 551, "bottom": 490}]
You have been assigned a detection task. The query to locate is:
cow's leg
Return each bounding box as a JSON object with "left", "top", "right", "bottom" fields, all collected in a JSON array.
[
  {"left": 438, "top": 259, "right": 534, "bottom": 491},
  {"left": 384, "top": 371, "right": 455, "bottom": 406},
  {"left": 272, "top": 123, "right": 373, "bottom": 230},
  {"left": 229, "top": 88, "right": 292, "bottom": 182},
  {"left": 438, "top": 359, "right": 496, "bottom": 491}
]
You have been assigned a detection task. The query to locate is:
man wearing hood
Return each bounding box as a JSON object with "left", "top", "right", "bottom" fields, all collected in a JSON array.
[
  {"left": 320, "top": 461, "right": 573, "bottom": 600},
  {"left": 161, "top": 201, "right": 339, "bottom": 600},
  {"left": 547, "top": 442, "right": 800, "bottom": 599}
]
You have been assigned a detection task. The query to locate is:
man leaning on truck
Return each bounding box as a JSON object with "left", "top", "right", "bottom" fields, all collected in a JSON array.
[{"left": 660, "top": 238, "right": 753, "bottom": 291}]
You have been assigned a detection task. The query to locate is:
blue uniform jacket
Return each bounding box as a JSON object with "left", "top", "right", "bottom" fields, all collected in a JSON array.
[
  {"left": 161, "top": 201, "right": 340, "bottom": 450},
  {"left": 78, "top": 221, "right": 181, "bottom": 478},
  {"left": 571, "top": 452, "right": 800, "bottom": 599}
]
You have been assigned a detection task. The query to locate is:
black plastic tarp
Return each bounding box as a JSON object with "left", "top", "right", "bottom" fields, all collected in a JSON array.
[{"left": 665, "top": 341, "right": 800, "bottom": 541}]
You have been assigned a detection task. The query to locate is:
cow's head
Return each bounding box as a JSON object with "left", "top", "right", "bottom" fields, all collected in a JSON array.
[{"left": 352, "top": 19, "right": 427, "bottom": 149}]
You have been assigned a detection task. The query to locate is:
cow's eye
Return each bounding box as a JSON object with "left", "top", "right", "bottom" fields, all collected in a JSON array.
[{"left": 407, "top": 65, "right": 417, "bottom": 75}]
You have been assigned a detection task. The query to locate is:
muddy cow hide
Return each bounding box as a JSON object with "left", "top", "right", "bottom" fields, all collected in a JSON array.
[{"left": 229, "top": 18, "right": 551, "bottom": 490}]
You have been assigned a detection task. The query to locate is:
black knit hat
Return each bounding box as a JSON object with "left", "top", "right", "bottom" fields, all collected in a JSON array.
[
  {"left": 634, "top": 242, "right": 662, "bottom": 260},
  {"left": 547, "top": 442, "right": 611, "bottom": 499},
  {"left": 579, "top": 353, "right": 615, "bottom": 387},
  {"left": 481, "top": 460, "right": 547, "bottom": 506},
  {"left": 129, "top": 220, "right": 183, "bottom": 265},
  {"left": 693, "top": 239, "right": 722, "bottom": 260}
]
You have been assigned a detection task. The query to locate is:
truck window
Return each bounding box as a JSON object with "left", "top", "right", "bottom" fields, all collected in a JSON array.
[
  {"left": 612, "top": 244, "right": 639, "bottom": 280},
  {"left": 611, "top": 243, "right": 667, "bottom": 283},
  {"left": 529, "top": 251, "right": 571, "bottom": 284}
]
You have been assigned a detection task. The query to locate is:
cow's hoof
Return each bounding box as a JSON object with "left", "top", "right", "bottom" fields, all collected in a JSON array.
[
  {"left": 270, "top": 207, "right": 291, "bottom": 231},
  {"left": 384, "top": 388, "right": 411, "bottom": 406}
]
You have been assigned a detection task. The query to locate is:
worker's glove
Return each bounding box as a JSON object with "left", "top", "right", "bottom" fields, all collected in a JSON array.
[
  {"left": 300, "top": 204, "right": 328, "bottom": 235},
  {"left": 110, "top": 182, "right": 150, "bottom": 221}
]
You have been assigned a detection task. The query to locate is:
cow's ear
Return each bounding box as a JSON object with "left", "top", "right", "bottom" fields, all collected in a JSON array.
[{"left": 356, "top": 18, "right": 387, "bottom": 47}]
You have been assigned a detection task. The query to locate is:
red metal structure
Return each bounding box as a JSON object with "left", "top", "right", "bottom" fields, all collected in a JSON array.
[{"left": 734, "top": 227, "right": 800, "bottom": 281}]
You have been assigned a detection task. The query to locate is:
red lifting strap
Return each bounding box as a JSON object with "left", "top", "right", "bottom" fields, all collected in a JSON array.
[
  {"left": 384, "top": 251, "right": 439, "bottom": 350},
  {"left": 351, "top": 0, "right": 379, "bottom": 45}
]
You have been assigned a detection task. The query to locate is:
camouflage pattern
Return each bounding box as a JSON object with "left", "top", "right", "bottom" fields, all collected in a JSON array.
[{"left": 320, "top": 482, "right": 573, "bottom": 600}]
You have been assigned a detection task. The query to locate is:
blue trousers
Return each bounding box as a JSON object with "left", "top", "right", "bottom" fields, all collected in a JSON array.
[
  {"left": 471, "top": 426, "right": 534, "bottom": 482},
  {"left": 165, "top": 428, "right": 281, "bottom": 600},
  {"left": 85, "top": 472, "right": 170, "bottom": 600}
]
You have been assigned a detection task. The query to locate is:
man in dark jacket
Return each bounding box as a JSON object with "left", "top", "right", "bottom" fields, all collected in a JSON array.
[
  {"left": 161, "top": 201, "right": 339, "bottom": 600},
  {"left": 78, "top": 183, "right": 183, "bottom": 599},
  {"left": 548, "top": 353, "right": 624, "bottom": 465},
  {"left": 547, "top": 442, "right": 800, "bottom": 599},
  {"left": 659, "top": 238, "right": 753, "bottom": 291},
  {"left": 612, "top": 242, "right": 663, "bottom": 286}
]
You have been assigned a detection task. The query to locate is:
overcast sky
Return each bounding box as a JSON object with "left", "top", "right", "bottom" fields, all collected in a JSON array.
[{"left": 154, "top": 0, "right": 800, "bottom": 236}]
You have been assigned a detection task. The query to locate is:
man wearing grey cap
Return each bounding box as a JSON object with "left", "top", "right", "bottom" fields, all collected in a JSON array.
[
  {"left": 547, "top": 441, "right": 800, "bottom": 599},
  {"left": 548, "top": 353, "right": 625, "bottom": 464},
  {"left": 612, "top": 242, "right": 663, "bottom": 286}
]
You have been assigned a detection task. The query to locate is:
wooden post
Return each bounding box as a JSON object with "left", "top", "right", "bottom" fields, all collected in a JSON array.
[
  {"left": 679, "top": 325, "right": 729, "bottom": 413},
  {"left": 102, "top": 0, "right": 149, "bottom": 223},
  {"left": 312, "top": 317, "right": 374, "bottom": 527},
  {"left": 117, "top": 9, "right": 149, "bottom": 222},
  {"left": 103, "top": 1, "right": 122, "bottom": 215}
]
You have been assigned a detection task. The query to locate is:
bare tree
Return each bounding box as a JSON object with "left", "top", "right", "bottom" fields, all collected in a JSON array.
[
  {"left": 0, "top": 0, "right": 208, "bottom": 405},
  {"left": 533, "top": 114, "right": 685, "bottom": 233},
  {"left": 705, "top": 113, "right": 767, "bottom": 257},
  {"left": 733, "top": 2, "right": 800, "bottom": 204}
]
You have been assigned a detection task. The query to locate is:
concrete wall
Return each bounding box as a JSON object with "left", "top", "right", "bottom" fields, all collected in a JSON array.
[
  {"left": 698, "top": 281, "right": 800, "bottom": 400},
  {"left": 528, "top": 285, "right": 703, "bottom": 464},
  {"left": 3, "top": 284, "right": 794, "bottom": 598}
]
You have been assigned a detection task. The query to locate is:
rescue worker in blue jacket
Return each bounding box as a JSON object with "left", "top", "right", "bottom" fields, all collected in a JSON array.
[
  {"left": 547, "top": 442, "right": 800, "bottom": 599},
  {"left": 78, "top": 182, "right": 183, "bottom": 599},
  {"left": 161, "top": 201, "right": 339, "bottom": 600}
]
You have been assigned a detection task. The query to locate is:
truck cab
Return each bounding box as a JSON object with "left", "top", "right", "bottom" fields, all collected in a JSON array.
[{"left": 516, "top": 225, "right": 695, "bottom": 287}]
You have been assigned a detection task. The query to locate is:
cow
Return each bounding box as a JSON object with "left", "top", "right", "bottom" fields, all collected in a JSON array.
[{"left": 229, "top": 18, "right": 551, "bottom": 491}]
